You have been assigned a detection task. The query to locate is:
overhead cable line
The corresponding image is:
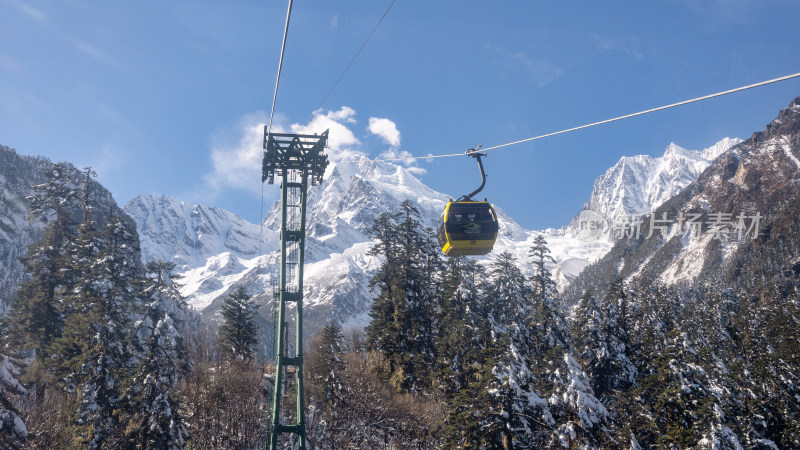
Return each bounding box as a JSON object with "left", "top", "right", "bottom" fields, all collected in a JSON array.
[
  {"left": 261, "top": 0, "right": 294, "bottom": 256},
  {"left": 312, "top": 0, "right": 397, "bottom": 115},
  {"left": 266, "top": 0, "right": 294, "bottom": 141},
  {"left": 357, "top": 71, "right": 800, "bottom": 163}
]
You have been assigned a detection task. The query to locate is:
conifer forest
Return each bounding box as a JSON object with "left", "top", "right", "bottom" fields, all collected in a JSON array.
[{"left": 1, "top": 158, "right": 798, "bottom": 449}]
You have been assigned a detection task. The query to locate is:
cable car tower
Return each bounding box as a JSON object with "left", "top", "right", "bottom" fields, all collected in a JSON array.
[{"left": 263, "top": 129, "right": 329, "bottom": 450}]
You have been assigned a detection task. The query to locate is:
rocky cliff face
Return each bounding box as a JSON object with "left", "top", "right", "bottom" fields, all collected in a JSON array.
[
  {"left": 0, "top": 146, "right": 51, "bottom": 313},
  {"left": 0, "top": 145, "right": 139, "bottom": 313}
]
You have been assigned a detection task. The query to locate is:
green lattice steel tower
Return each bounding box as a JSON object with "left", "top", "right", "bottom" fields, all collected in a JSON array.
[{"left": 262, "top": 130, "right": 329, "bottom": 450}]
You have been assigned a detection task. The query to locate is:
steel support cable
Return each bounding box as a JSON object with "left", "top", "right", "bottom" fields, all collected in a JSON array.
[
  {"left": 313, "top": 0, "right": 398, "bottom": 115},
  {"left": 260, "top": 0, "right": 294, "bottom": 256},
  {"left": 348, "top": 71, "right": 800, "bottom": 163}
]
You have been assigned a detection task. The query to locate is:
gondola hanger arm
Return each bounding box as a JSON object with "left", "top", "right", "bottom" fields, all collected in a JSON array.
[{"left": 458, "top": 145, "right": 488, "bottom": 202}]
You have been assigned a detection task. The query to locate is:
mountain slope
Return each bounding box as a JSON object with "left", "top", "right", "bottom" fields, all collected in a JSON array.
[
  {"left": 565, "top": 97, "right": 800, "bottom": 301},
  {"left": 124, "top": 134, "right": 737, "bottom": 336},
  {"left": 580, "top": 138, "right": 741, "bottom": 227},
  {"left": 125, "top": 155, "right": 617, "bottom": 335}
]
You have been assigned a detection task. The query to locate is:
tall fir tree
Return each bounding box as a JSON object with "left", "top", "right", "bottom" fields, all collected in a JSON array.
[
  {"left": 315, "top": 319, "right": 345, "bottom": 405},
  {"left": 526, "top": 237, "right": 608, "bottom": 447},
  {"left": 0, "top": 324, "right": 28, "bottom": 449},
  {"left": 5, "top": 162, "right": 83, "bottom": 361},
  {"left": 599, "top": 278, "right": 638, "bottom": 397},
  {"left": 366, "top": 200, "right": 441, "bottom": 391},
  {"left": 122, "top": 260, "right": 189, "bottom": 449},
  {"left": 218, "top": 285, "right": 259, "bottom": 362},
  {"left": 456, "top": 252, "right": 553, "bottom": 449},
  {"left": 529, "top": 234, "right": 558, "bottom": 303},
  {"left": 437, "top": 258, "right": 499, "bottom": 446},
  {"left": 572, "top": 290, "right": 611, "bottom": 394},
  {"left": 50, "top": 216, "right": 141, "bottom": 448}
]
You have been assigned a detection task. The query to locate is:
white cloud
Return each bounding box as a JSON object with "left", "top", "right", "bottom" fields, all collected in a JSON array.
[
  {"left": 367, "top": 117, "right": 426, "bottom": 175},
  {"left": 291, "top": 107, "right": 363, "bottom": 161},
  {"left": 331, "top": 14, "right": 339, "bottom": 31},
  {"left": 204, "top": 112, "right": 272, "bottom": 197},
  {"left": 203, "top": 107, "right": 366, "bottom": 200},
  {"left": 367, "top": 117, "right": 401, "bottom": 147}
]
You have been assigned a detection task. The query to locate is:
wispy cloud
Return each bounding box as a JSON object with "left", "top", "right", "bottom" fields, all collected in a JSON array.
[
  {"left": 88, "top": 144, "right": 126, "bottom": 181},
  {"left": 331, "top": 14, "right": 339, "bottom": 31},
  {"left": 680, "top": 0, "right": 754, "bottom": 28},
  {"left": 487, "top": 45, "right": 565, "bottom": 88},
  {"left": 2, "top": 0, "right": 117, "bottom": 67},
  {"left": 68, "top": 37, "right": 117, "bottom": 65},
  {"left": 590, "top": 34, "right": 643, "bottom": 59},
  {"left": 378, "top": 148, "right": 427, "bottom": 176},
  {"left": 1, "top": 0, "right": 48, "bottom": 22},
  {"left": 204, "top": 111, "right": 273, "bottom": 198},
  {"left": 0, "top": 53, "right": 23, "bottom": 74}
]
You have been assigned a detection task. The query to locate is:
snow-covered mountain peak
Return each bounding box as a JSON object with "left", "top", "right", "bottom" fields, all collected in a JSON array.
[
  {"left": 126, "top": 150, "right": 618, "bottom": 327},
  {"left": 584, "top": 137, "right": 740, "bottom": 225},
  {"left": 663, "top": 142, "right": 692, "bottom": 158},
  {"left": 124, "top": 131, "right": 747, "bottom": 331},
  {"left": 700, "top": 137, "right": 742, "bottom": 160}
]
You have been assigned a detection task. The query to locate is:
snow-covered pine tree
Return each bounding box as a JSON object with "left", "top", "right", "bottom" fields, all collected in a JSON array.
[
  {"left": 50, "top": 216, "right": 142, "bottom": 448},
  {"left": 0, "top": 341, "right": 28, "bottom": 449},
  {"left": 365, "top": 200, "right": 441, "bottom": 392},
  {"left": 6, "top": 162, "right": 83, "bottom": 361},
  {"left": 529, "top": 234, "right": 558, "bottom": 304},
  {"left": 453, "top": 251, "right": 553, "bottom": 449},
  {"left": 737, "top": 282, "right": 800, "bottom": 447},
  {"left": 598, "top": 279, "right": 637, "bottom": 396},
  {"left": 436, "top": 258, "right": 500, "bottom": 447},
  {"left": 306, "top": 319, "right": 346, "bottom": 449},
  {"left": 316, "top": 319, "right": 345, "bottom": 407},
  {"left": 571, "top": 290, "right": 611, "bottom": 394},
  {"left": 528, "top": 235, "right": 569, "bottom": 354},
  {"left": 364, "top": 211, "right": 403, "bottom": 375},
  {"left": 570, "top": 283, "right": 636, "bottom": 445},
  {"left": 436, "top": 257, "right": 485, "bottom": 397},
  {"left": 218, "top": 285, "right": 259, "bottom": 362},
  {"left": 630, "top": 328, "right": 717, "bottom": 448},
  {"left": 122, "top": 260, "right": 189, "bottom": 449},
  {"left": 526, "top": 237, "right": 608, "bottom": 447}
]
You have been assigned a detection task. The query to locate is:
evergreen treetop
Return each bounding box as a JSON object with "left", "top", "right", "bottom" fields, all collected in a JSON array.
[{"left": 218, "top": 285, "right": 259, "bottom": 362}]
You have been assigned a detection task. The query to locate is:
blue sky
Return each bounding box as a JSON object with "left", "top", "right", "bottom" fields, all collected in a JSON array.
[{"left": 2, "top": 0, "right": 799, "bottom": 230}]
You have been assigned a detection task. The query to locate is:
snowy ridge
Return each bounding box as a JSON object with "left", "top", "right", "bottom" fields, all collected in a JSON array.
[
  {"left": 582, "top": 138, "right": 740, "bottom": 225},
  {"left": 125, "top": 194, "right": 275, "bottom": 271},
  {"left": 124, "top": 137, "right": 742, "bottom": 332},
  {"left": 126, "top": 154, "right": 617, "bottom": 329}
]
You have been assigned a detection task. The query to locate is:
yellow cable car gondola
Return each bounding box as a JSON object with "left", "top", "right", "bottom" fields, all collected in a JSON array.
[{"left": 437, "top": 147, "right": 499, "bottom": 256}]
